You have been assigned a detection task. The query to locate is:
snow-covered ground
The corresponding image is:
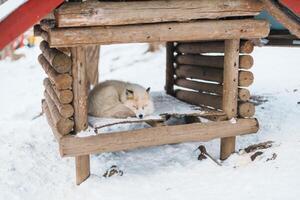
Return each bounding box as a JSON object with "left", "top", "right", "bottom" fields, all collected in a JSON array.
[{"left": 0, "top": 44, "right": 299, "bottom": 200}]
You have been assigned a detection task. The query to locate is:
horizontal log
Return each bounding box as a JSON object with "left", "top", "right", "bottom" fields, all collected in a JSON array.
[
  {"left": 44, "top": 86, "right": 74, "bottom": 118},
  {"left": 239, "top": 70, "right": 254, "bottom": 87},
  {"left": 40, "top": 41, "right": 71, "bottom": 73},
  {"left": 238, "top": 102, "right": 255, "bottom": 118},
  {"left": 238, "top": 88, "right": 251, "bottom": 101},
  {"left": 60, "top": 118, "right": 259, "bottom": 156},
  {"left": 40, "top": 19, "right": 56, "bottom": 32},
  {"left": 43, "top": 78, "right": 73, "bottom": 104},
  {"left": 175, "top": 89, "right": 222, "bottom": 109},
  {"left": 33, "top": 24, "right": 42, "bottom": 37},
  {"left": 175, "top": 54, "right": 253, "bottom": 69},
  {"left": 42, "top": 100, "right": 63, "bottom": 141},
  {"left": 38, "top": 54, "right": 72, "bottom": 90},
  {"left": 44, "top": 90, "right": 74, "bottom": 135},
  {"left": 176, "top": 65, "right": 223, "bottom": 83},
  {"left": 55, "top": 0, "right": 263, "bottom": 27},
  {"left": 175, "top": 78, "right": 252, "bottom": 100},
  {"left": 176, "top": 40, "right": 254, "bottom": 54},
  {"left": 48, "top": 19, "right": 270, "bottom": 47},
  {"left": 175, "top": 78, "right": 223, "bottom": 94}
]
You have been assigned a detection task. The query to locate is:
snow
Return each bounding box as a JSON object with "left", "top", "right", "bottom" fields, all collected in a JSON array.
[{"left": 0, "top": 43, "right": 300, "bottom": 200}]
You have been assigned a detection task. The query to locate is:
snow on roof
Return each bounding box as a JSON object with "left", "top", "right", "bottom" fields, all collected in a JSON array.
[{"left": 0, "top": 0, "right": 27, "bottom": 22}]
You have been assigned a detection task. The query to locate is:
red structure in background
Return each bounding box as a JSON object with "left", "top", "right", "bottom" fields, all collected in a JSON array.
[
  {"left": 280, "top": 0, "right": 300, "bottom": 16},
  {"left": 0, "top": 0, "right": 64, "bottom": 50}
]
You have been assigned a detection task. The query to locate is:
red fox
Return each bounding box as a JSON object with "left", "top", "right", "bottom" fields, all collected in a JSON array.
[{"left": 88, "top": 80, "right": 154, "bottom": 119}]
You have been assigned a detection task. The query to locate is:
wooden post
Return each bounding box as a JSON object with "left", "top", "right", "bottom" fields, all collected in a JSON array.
[
  {"left": 85, "top": 45, "right": 100, "bottom": 87},
  {"left": 220, "top": 39, "right": 240, "bottom": 160},
  {"left": 165, "top": 42, "right": 175, "bottom": 95},
  {"left": 71, "top": 46, "right": 90, "bottom": 185}
]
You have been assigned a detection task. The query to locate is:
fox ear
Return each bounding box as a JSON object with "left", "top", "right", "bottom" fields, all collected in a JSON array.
[
  {"left": 126, "top": 89, "right": 134, "bottom": 99},
  {"left": 146, "top": 87, "right": 151, "bottom": 93}
]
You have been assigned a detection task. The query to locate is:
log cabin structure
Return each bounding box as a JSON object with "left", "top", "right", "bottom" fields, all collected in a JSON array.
[{"left": 1, "top": 0, "right": 300, "bottom": 185}]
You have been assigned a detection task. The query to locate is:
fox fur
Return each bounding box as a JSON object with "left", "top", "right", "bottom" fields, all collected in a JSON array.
[{"left": 88, "top": 80, "right": 154, "bottom": 119}]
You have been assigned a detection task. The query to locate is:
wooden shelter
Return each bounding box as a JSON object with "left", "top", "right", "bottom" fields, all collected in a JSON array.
[{"left": 1, "top": 0, "right": 300, "bottom": 185}]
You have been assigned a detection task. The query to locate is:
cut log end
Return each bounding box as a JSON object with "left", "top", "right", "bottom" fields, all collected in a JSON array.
[
  {"left": 239, "top": 70, "right": 254, "bottom": 87},
  {"left": 238, "top": 102, "right": 255, "bottom": 118}
]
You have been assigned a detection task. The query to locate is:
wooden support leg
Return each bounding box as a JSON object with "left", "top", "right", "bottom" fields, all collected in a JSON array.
[
  {"left": 71, "top": 46, "right": 90, "bottom": 184},
  {"left": 75, "top": 155, "right": 90, "bottom": 185},
  {"left": 220, "top": 39, "right": 240, "bottom": 160}
]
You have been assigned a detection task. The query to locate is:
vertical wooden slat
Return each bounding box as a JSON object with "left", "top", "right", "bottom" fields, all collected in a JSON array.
[
  {"left": 220, "top": 39, "right": 240, "bottom": 160},
  {"left": 165, "top": 42, "right": 175, "bottom": 95},
  {"left": 71, "top": 46, "right": 90, "bottom": 185},
  {"left": 86, "top": 45, "right": 100, "bottom": 87}
]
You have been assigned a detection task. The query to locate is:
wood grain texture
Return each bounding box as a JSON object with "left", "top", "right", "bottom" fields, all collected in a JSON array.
[
  {"left": 42, "top": 100, "right": 63, "bottom": 141},
  {"left": 262, "top": 0, "right": 300, "bottom": 38},
  {"left": 176, "top": 40, "right": 254, "bottom": 54},
  {"left": 48, "top": 20, "right": 270, "bottom": 47},
  {"left": 238, "top": 102, "right": 255, "bottom": 118},
  {"left": 71, "top": 47, "right": 88, "bottom": 132},
  {"left": 220, "top": 39, "right": 240, "bottom": 160},
  {"left": 55, "top": 0, "right": 263, "bottom": 27},
  {"left": 176, "top": 65, "right": 223, "bottom": 83},
  {"left": 75, "top": 155, "right": 90, "bottom": 185},
  {"left": 44, "top": 86, "right": 74, "bottom": 118},
  {"left": 239, "top": 70, "right": 254, "bottom": 87},
  {"left": 175, "top": 89, "right": 222, "bottom": 109},
  {"left": 175, "top": 78, "right": 223, "bottom": 95},
  {"left": 43, "top": 78, "right": 73, "bottom": 104},
  {"left": 40, "top": 41, "right": 72, "bottom": 73},
  {"left": 38, "top": 54, "right": 73, "bottom": 89},
  {"left": 176, "top": 54, "right": 253, "bottom": 69},
  {"left": 85, "top": 45, "right": 100, "bottom": 86},
  {"left": 44, "top": 91, "right": 74, "bottom": 135},
  {"left": 165, "top": 42, "right": 175, "bottom": 95},
  {"left": 60, "top": 118, "right": 259, "bottom": 157}
]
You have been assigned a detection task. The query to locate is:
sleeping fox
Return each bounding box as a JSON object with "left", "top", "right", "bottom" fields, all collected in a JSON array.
[{"left": 88, "top": 80, "right": 154, "bottom": 119}]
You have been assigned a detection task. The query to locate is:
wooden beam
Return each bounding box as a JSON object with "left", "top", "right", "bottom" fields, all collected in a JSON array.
[
  {"left": 60, "top": 118, "right": 259, "bottom": 157},
  {"left": 176, "top": 65, "right": 223, "bottom": 83},
  {"left": 43, "top": 78, "right": 73, "bottom": 104},
  {"left": 262, "top": 0, "right": 300, "bottom": 38},
  {"left": 48, "top": 19, "right": 270, "bottom": 47},
  {"left": 176, "top": 54, "right": 253, "bottom": 69},
  {"left": 71, "top": 47, "right": 90, "bottom": 185},
  {"left": 55, "top": 0, "right": 263, "bottom": 27},
  {"left": 165, "top": 42, "right": 175, "bottom": 95},
  {"left": 176, "top": 40, "right": 254, "bottom": 54},
  {"left": 175, "top": 89, "right": 222, "bottom": 109},
  {"left": 220, "top": 39, "right": 240, "bottom": 160},
  {"left": 175, "top": 78, "right": 223, "bottom": 95}
]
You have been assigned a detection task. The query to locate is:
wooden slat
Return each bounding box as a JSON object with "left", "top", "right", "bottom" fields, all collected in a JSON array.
[
  {"left": 165, "top": 42, "right": 175, "bottom": 95},
  {"left": 176, "top": 54, "right": 253, "bottom": 70},
  {"left": 55, "top": 0, "right": 263, "bottom": 27},
  {"left": 262, "top": 0, "right": 300, "bottom": 38},
  {"left": 60, "top": 118, "right": 259, "bottom": 157},
  {"left": 175, "top": 89, "right": 222, "bottom": 109},
  {"left": 48, "top": 19, "right": 270, "bottom": 47},
  {"left": 176, "top": 40, "right": 254, "bottom": 54},
  {"left": 175, "top": 78, "right": 223, "bottom": 95},
  {"left": 175, "top": 65, "right": 223, "bottom": 83}
]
